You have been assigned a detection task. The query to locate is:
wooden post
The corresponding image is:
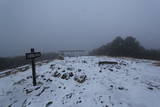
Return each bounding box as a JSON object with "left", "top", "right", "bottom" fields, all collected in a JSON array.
[
  {"left": 26, "top": 48, "right": 41, "bottom": 86},
  {"left": 31, "top": 48, "right": 37, "bottom": 86}
]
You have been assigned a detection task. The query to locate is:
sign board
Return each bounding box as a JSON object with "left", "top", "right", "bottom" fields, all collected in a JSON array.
[{"left": 26, "top": 52, "right": 41, "bottom": 59}]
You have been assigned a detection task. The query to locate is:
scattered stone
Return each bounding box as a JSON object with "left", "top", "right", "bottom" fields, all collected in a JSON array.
[
  {"left": 35, "top": 87, "right": 41, "bottom": 90},
  {"left": 41, "top": 75, "right": 45, "bottom": 78},
  {"left": 118, "top": 87, "right": 124, "bottom": 90},
  {"left": 115, "top": 66, "right": 121, "bottom": 69},
  {"left": 74, "top": 75, "right": 87, "bottom": 83},
  {"left": 69, "top": 72, "right": 74, "bottom": 77},
  {"left": 119, "top": 61, "right": 127, "bottom": 66},
  {"left": 46, "top": 78, "right": 53, "bottom": 82},
  {"left": 45, "top": 101, "right": 53, "bottom": 107},
  {"left": 78, "top": 69, "right": 82, "bottom": 72},
  {"left": 108, "top": 69, "right": 113, "bottom": 71},
  {"left": 67, "top": 67, "right": 73, "bottom": 71},
  {"left": 110, "top": 85, "right": 113, "bottom": 88},
  {"left": 50, "top": 64, "right": 55, "bottom": 69},
  {"left": 26, "top": 76, "right": 32, "bottom": 79},
  {"left": 25, "top": 89, "right": 33, "bottom": 94},
  {"left": 53, "top": 71, "right": 61, "bottom": 78},
  {"left": 36, "top": 87, "right": 49, "bottom": 96},
  {"left": 99, "top": 61, "right": 118, "bottom": 65},
  {"left": 82, "top": 60, "right": 87, "bottom": 63},
  {"left": 61, "top": 73, "right": 70, "bottom": 80},
  {"left": 65, "top": 93, "right": 72, "bottom": 99},
  {"left": 76, "top": 100, "right": 82, "bottom": 104},
  {"left": 28, "top": 102, "right": 31, "bottom": 105},
  {"left": 133, "top": 77, "right": 139, "bottom": 80},
  {"left": 148, "top": 87, "right": 154, "bottom": 90},
  {"left": 6, "top": 91, "right": 12, "bottom": 95}
]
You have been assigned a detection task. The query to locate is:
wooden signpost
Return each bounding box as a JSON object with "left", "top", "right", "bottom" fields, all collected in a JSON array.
[{"left": 26, "top": 48, "right": 41, "bottom": 86}]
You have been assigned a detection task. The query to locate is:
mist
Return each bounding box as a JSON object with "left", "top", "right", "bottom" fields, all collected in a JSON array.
[{"left": 0, "top": 0, "right": 160, "bottom": 57}]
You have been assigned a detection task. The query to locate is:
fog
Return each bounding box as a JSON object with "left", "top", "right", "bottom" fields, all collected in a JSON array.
[{"left": 0, "top": 0, "right": 160, "bottom": 57}]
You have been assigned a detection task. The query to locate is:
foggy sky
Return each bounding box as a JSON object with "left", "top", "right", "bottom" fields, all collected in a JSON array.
[{"left": 0, "top": 0, "right": 160, "bottom": 57}]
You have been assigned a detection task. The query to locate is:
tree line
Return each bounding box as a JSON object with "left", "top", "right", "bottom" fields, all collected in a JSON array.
[{"left": 90, "top": 36, "right": 160, "bottom": 60}]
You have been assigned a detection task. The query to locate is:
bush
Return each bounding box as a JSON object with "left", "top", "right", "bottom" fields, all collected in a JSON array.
[{"left": 90, "top": 36, "right": 160, "bottom": 60}]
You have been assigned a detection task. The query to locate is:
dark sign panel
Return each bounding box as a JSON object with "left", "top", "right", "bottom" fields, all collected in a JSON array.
[{"left": 26, "top": 52, "right": 41, "bottom": 59}]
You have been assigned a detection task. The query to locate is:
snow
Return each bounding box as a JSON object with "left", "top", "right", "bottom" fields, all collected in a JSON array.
[{"left": 0, "top": 56, "right": 160, "bottom": 107}]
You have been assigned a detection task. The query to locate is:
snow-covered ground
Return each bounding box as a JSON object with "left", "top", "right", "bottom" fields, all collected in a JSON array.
[{"left": 0, "top": 56, "right": 160, "bottom": 107}]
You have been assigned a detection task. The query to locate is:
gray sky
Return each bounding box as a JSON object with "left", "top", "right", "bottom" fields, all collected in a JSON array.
[{"left": 0, "top": 0, "right": 160, "bottom": 57}]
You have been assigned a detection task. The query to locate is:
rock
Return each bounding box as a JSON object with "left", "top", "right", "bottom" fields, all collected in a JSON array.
[
  {"left": 53, "top": 71, "right": 61, "bottom": 78},
  {"left": 110, "top": 85, "right": 113, "bottom": 88},
  {"left": 26, "top": 76, "right": 32, "bottom": 79},
  {"left": 41, "top": 75, "right": 45, "bottom": 78},
  {"left": 69, "top": 72, "right": 74, "bottom": 77},
  {"left": 25, "top": 89, "right": 33, "bottom": 94},
  {"left": 45, "top": 101, "right": 53, "bottom": 107},
  {"left": 74, "top": 75, "right": 87, "bottom": 83},
  {"left": 67, "top": 67, "right": 73, "bottom": 71},
  {"left": 65, "top": 93, "right": 72, "bottom": 99},
  {"left": 148, "top": 87, "right": 153, "bottom": 90},
  {"left": 119, "top": 61, "right": 127, "bottom": 66},
  {"left": 82, "top": 60, "right": 87, "bottom": 63},
  {"left": 108, "top": 69, "right": 113, "bottom": 71},
  {"left": 99, "top": 61, "right": 118, "bottom": 65},
  {"left": 62, "top": 70, "right": 65, "bottom": 72},
  {"left": 50, "top": 64, "right": 55, "bottom": 70},
  {"left": 35, "top": 87, "right": 41, "bottom": 90},
  {"left": 115, "top": 66, "right": 121, "bottom": 69},
  {"left": 46, "top": 78, "right": 53, "bottom": 82},
  {"left": 78, "top": 69, "right": 82, "bottom": 72},
  {"left": 36, "top": 87, "right": 49, "bottom": 96},
  {"left": 61, "top": 73, "right": 69, "bottom": 80},
  {"left": 118, "top": 87, "right": 124, "bottom": 90}
]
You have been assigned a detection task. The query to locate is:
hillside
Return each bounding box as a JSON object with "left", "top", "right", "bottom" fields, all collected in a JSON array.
[{"left": 0, "top": 56, "right": 160, "bottom": 107}]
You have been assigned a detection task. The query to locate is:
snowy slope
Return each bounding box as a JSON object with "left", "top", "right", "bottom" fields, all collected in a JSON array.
[{"left": 0, "top": 56, "right": 160, "bottom": 107}]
